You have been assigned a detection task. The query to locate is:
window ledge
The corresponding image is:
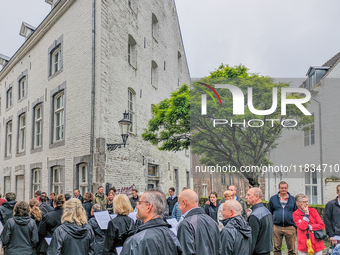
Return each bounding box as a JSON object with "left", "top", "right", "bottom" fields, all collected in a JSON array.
[
  {"left": 18, "top": 96, "right": 27, "bottom": 103},
  {"left": 4, "top": 155, "right": 12, "bottom": 160},
  {"left": 129, "top": 62, "right": 137, "bottom": 70},
  {"left": 31, "top": 146, "right": 43, "bottom": 154},
  {"left": 49, "top": 139, "right": 65, "bottom": 149},
  {"left": 152, "top": 36, "right": 158, "bottom": 43},
  {"left": 16, "top": 151, "right": 26, "bottom": 157},
  {"left": 6, "top": 105, "right": 13, "bottom": 112},
  {"left": 48, "top": 68, "right": 63, "bottom": 81}
]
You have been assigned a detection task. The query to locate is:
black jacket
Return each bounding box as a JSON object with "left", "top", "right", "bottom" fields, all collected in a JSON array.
[
  {"left": 220, "top": 215, "right": 252, "bottom": 255},
  {"left": 38, "top": 206, "right": 63, "bottom": 253},
  {"left": 103, "top": 214, "right": 135, "bottom": 255},
  {"left": 121, "top": 217, "right": 182, "bottom": 255},
  {"left": 268, "top": 192, "right": 297, "bottom": 227},
  {"left": 75, "top": 195, "right": 84, "bottom": 203},
  {"left": 204, "top": 201, "right": 220, "bottom": 222},
  {"left": 167, "top": 196, "right": 178, "bottom": 216},
  {"left": 88, "top": 216, "right": 106, "bottom": 255},
  {"left": 39, "top": 202, "right": 54, "bottom": 216},
  {"left": 129, "top": 196, "right": 139, "bottom": 210},
  {"left": 325, "top": 197, "right": 340, "bottom": 237},
  {"left": 83, "top": 201, "right": 93, "bottom": 220},
  {"left": 0, "top": 200, "right": 17, "bottom": 226},
  {"left": 47, "top": 221, "right": 95, "bottom": 255},
  {"left": 0, "top": 216, "right": 39, "bottom": 255},
  {"left": 177, "top": 207, "right": 220, "bottom": 255},
  {"left": 247, "top": 202, "right": 273, "bottom": 255}
]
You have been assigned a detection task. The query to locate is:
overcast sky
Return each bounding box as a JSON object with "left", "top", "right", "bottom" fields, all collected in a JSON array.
[{"left": 1, "top": 0, "right": 340, "bottom": 78}]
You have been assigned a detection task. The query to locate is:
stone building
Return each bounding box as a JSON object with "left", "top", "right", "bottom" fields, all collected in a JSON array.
[
  {"left": 0, "top": 0, "right": 191, "bottom": 201},
  {"left": 266, "top": 52, "right": 340, "bottom": 204}
]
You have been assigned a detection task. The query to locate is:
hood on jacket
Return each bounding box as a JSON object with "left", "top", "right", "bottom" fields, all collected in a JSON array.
[
  {"left": 2, "top": 200, "right": 17, "bottom": 209},
  {"left": 61, "top": 221, "right": 88, "bottom": 239},
  {"left": 221, "top": 215, "right": 252, "bottom": 238},
  {"left": 13, "top": 216, "right": 31, "bottom": 225},
  {"left": 95, "top": 193, "right": 105, "bottom": 198},
  {"left": 122, "top": 217, "right": 169, "bottom": 239}
]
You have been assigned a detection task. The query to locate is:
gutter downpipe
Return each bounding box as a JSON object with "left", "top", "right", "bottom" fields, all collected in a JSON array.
[
  {"left": 89, "top": 0, "right": 96, "bottom": 192},
  {"left": 311, "top": 97, "right": 323, "bottom": 205}
]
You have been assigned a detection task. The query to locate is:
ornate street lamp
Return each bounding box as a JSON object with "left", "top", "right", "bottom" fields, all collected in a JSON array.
[{"left": 107, "top": 111, "right": 132, "bottom": 151}]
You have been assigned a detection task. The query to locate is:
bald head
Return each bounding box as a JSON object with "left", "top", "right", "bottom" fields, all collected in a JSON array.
[
  {"left": 246, "top": 188, "right": 262, "bottom": 206},
  {"left": 178, "top": 189, "right": 199, "bottom": 214}
]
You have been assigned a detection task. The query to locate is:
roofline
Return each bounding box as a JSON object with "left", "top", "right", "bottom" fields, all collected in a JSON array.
[
  {"left": 0, "top": 0, "right": 76, "bottom": 80},
  {"left": 305, "top": 66, "right": 329, "bottom": 76}
]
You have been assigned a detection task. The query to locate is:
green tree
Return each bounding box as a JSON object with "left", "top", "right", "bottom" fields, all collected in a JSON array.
[{"left": 142, "top": 64, "right": 312, "bottom": 186}]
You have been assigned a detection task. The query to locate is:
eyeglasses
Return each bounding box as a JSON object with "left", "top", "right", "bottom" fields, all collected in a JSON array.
[
  {"left": 300, "top": 201, "right": 309, "bottom": 204},
  {"left": 136, "top": 201, "right": 149, "bottom": 206}
]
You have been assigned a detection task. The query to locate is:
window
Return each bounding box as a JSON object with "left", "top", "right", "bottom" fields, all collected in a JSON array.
[
  {"left": 128, "top": 35, "right": 137, "bottom": 68},
  {"left": 148, "top": 164, "right": 157, "bottom": 176},
  {"left": 7, "top": 88, "right": 12, "bottom": 108},
  {"left": 221, "top": 173, "right": 226, "bottom": 185},
  {"left": 54, "top": 92, "right": 64, "bottom": 142},
  {"left": 32, "top": 169, "right": 40, "bottom": 197},
  {"left": 4, "top": 176, "right": 11, "bottom": 193},
  {"left": 18, "top": 77, "right": 26, "bottom": 100},
  {"left": 151, "top": 61, "right": 158, "bottom": 88},
  {"left": 151, "top": 13, "right": 159, "bottom": 40},
  {"left": 18, "top": 114, "right": 26, "bottom": 152},
  {"left": 0, "top": 97, "right": 2, "bottom": 115},
  {"left": 51, "top": 46, "right": 61, "bottom": 75},
  {"left": 304, "top": 114, "right": 315, "bottom": 146},
  {"left": 178, "top": 51, "right": 182, "bottom": 73},
  {"left": 305, "top": 172, "right": 317, "bottom": 204},
  {"left": 52, "top": 166, "right": 63, "bottom": 195},
  {"left": 128, "top": 89, "right": 135, "bottom": 133},
  {"left": 6, "top": 121, "right": 12, "bottom": 156},
  {"left": 186, "top": 171, "right": 190, "bottom": 188},
  {"left": 34, "top": 104, "right": 42, "bottom": 148},
  {"left": 202, "top": 184, "right": 208, "bottom": 197},
  {"left": 79, "top": 164, "right": 88, "bottom": 195}
]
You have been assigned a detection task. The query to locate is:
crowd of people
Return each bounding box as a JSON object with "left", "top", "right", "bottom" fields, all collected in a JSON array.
[{"left": 0, "top": 182, "right": 339, "bottom": 255}]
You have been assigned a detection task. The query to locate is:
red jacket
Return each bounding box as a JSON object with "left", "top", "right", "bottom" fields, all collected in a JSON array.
[
  {"left": 293, "top": 207, "right": 325, "bottom": 253},
  {"left": 0, "top": 198, "right": 6, "bottom": 206}
]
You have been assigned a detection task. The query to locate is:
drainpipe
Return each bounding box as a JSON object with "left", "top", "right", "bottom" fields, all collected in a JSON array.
[
  {"left": 89, "top": 0, "right": 96, "bottom": 192},
  {"left": 311, "top": 97, "right": 323, "bottom": 205}
]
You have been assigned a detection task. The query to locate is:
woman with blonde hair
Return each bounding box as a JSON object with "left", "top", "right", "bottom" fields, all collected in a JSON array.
[
  {"left": 103, "top": 194, "right": 135, "bottom": 255},
  {"left": 218, "top": 190, "right": 233, "bottom": 231},
  {"left": 47, "top": 198, "right": 95, "bottom": 254},
  {"left": 0, "top": 201, "right": 39, "bottom": 255},
  {"left": 29, "top": 198, "right": 42, "bottom": 227}
]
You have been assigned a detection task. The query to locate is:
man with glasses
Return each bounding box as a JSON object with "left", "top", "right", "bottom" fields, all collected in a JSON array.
[
  {"left": 121, "top": 190, "right": 182, "bottom": 255},
  {"left": 268, "top": 181, "right": 297, "bottom": 255},
  {"left": 177, "top": 189, "right": 220, "bottom": 255}
]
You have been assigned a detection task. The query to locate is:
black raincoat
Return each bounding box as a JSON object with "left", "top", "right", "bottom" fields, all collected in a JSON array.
[
  {"left": 38, "top": 206, "right": 63, "bottom": 253},
  {"left": 82, "top": 201, "right": 93, "bottom": 220},
  {"left": 0, "top": 216, "right": 39, "bottom": 255},
  {"left": 177, "top": 207, "right": 220, "bottom": 255},
  {"left": 204, "top": 201, "right": 220, "bottom": 222},
  {"left": 103, "top": 214, "right": 135, "bottom": 255},
  {"left": 121, "top": 217, "right": 182, "bottom": 255},
  {"left": 88, "top": 216, "right": 106, "bottom": 255},
  {"left": 47, "top": 221, "right": 95, "bottom": 255},
  {"left": 0, "top": 200, "right": 17, "bottom": 225},
  {"left": 40, "top": 202, "right": 54, "bottom": 216},
  {"left": 220, "top": 215, "right": 252, "bottom": 255}
]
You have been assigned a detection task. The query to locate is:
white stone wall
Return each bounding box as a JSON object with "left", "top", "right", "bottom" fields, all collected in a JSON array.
[{"left": 266, "top": 60, "right": 340, "bottom": 204}]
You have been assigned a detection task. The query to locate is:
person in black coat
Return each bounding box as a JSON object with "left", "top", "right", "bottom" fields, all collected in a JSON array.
[
  {"left": 220, "top": 200, "right": 252, "bottom": 255},
  {"left": 103, "top": 194, "right": 135, "bottom": 255},
  {"left": 0, "top": 192, "right": 17, "bottom": 226},
  {"left": 82, "top": 191, "right": 94, "bottom": 220},
  {"left": 324, "top": 184, "right": 340, "bottom": 246},
  {"left": 88, "top": 204, "right": 107, "bottom": 255},
  {"left": 39, "top": 195, "right": 54, "bottom": 215},
  {"left": 74, "top": 189, "right": 83, "bottom": 203},
  {"left": 0, "top": 201, "right": 39, "bottom": 255},
  {"left": 38, "top": 194, "right": 65, "bottom": 255},
  {"left": 204, "top": 191, "right": 220, "bottom": 222},
  {"left": 106, "top": 192, "right": 115, "bottom": 214},
  {"left": 47, "top": 198, "right": 95, "bottom": 255},
  {"left": 166, "top": 187, "right": 178, "bottom": 216},
  {"left": 121, "top": 191, "right": 182, "bottom": 255}
]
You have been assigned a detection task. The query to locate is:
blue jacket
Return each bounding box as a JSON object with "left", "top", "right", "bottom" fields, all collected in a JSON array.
[
  {"left": 268, "top": 192, "right": 297, "bottom": 227},
  {"left": 171, "top": 202, "right": 182, "bottom": 222}
]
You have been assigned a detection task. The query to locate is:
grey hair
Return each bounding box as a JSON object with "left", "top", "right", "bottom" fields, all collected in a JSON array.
[
  {"left": 91, "top": 204, "right": 102, "bottom": 212},
  {"left": 295, "top": 193, "right": 308, "bottom": 203},
  {"left": 230, "top": 185, "right": 237, "bottom": 191},
  {"left": 144, "top": 190, "right": 167, "bottom": 217},
  {"left": 252, "top": 188, "right": 263, "bottom": 199},
  {"left": 225, "top": 200, "right": 242, "bottom": 215}
]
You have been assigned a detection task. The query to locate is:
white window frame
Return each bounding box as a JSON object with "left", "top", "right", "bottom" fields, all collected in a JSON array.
[
  {"left": 4, "top": 176, "right": 11, "bottom": 193},
  {"left": 151, "top": 61, "right": 158, "bottom": 88},
  {"left": 52, "top": 166, "right": 63, "bottom": 195},
  {"left": 128, "top": 89, "right": 135, "bottom": 133},
  {"left": 6, "top": 121, "right": 12, "bottom": 156},
  {"left": 51, "top": 46, "right": 62, "bottom": 76},
  {"left": 54, "top": 92, "right": 65, "bottom": 142},
  {"left": 7, "top": 88, "right": 12, "bottom": 108},
  {"left": 305, "top": 171, "right": 318, "bottom": 205},
  {"left": 79, "top": 164, "right": 88, "bottom": 195},
  {"left": 34, "top": 105, "right": 42, "bottom": 148},
  {"left": 151, "top": 13, "right": 159, "bottom": 40},
  {"left": 19, "top": 77, "right": 26, "bottom": 100},
  {"left": 303, "top": 113, "right": 315, "bottom": 146},
  {"left": 19, "top": 114, "right": 26, "bottom": 152},
  {"left": 32, "top": 168, "right": 40, "bottom": 196}
]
